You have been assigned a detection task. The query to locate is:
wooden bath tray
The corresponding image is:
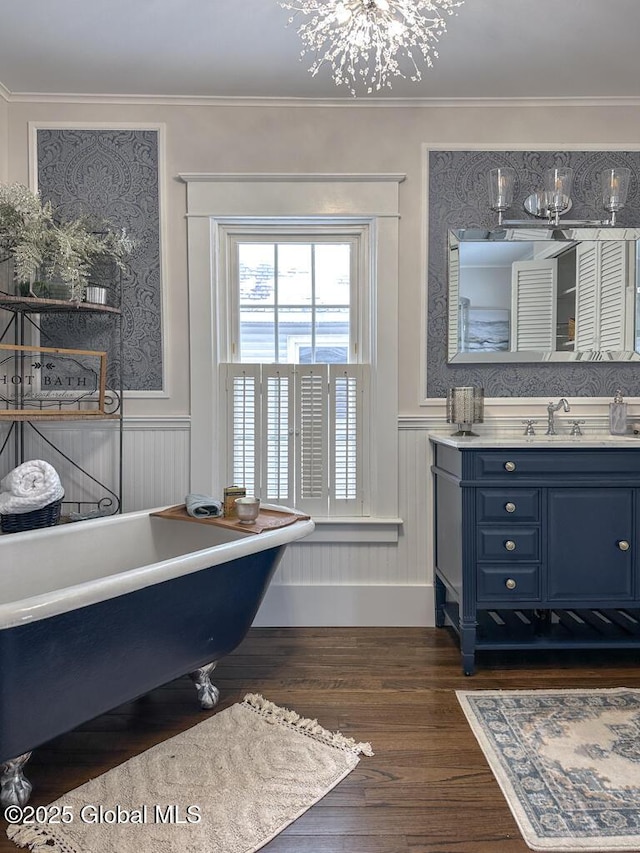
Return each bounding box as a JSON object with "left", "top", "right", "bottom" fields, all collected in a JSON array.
[{"left": 150, "top": 504, "right": 310, "bottom": 534}]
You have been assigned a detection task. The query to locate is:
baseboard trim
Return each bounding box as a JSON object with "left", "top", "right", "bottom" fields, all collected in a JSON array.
[{"left": 253, "top": 583, "right": 435, "bottom": 627}]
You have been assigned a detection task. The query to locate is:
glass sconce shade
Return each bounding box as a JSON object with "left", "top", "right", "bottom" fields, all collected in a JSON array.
[
  {"left": 487, "top": 168, "right": 516, "bottom": 223},
  {"left": 487, "top": 162, "right": 632, "bottom": 227},
  {"left": 446, "top": 386, "right": 484, "bottom": 436},
  {"left": 602, "top": 167, "right": 631, "bottom": 225},
  {"left": 544, "top": 167, "right": 574, "bottom": 222}
]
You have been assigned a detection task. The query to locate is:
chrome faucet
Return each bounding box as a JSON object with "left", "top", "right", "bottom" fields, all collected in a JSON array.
[{"left": 546, "top": 398, "right": 570, "bottom": 435}]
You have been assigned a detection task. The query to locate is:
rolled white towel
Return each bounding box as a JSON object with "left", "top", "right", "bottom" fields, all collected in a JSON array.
[{"left": 0, "top": 460, "right": 64, "bottom": 515}]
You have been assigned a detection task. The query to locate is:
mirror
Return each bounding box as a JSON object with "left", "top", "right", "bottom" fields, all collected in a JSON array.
[{"left": 448, "top": 227, "right": 640, "bottom": 363}]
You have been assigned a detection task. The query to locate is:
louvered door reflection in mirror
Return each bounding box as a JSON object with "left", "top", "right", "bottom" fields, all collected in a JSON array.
[{"left": 447, "top": 228, "right": 640, "bottom": 363}]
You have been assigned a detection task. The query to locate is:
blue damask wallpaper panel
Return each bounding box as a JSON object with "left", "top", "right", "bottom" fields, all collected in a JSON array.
[
  {"left": 37, "top": 129, "right": 162, "bottom": 391},
  {"left": 427, "top": 150, "right": 640, "bottom": 398}
]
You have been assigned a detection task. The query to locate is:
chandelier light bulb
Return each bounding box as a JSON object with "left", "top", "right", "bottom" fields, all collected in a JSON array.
[
  {"left": 334, "top": 3, "right": 352, "bottom": 24},
  {"left": 279, "top": 0, "right": 464, "bottom": 96}
]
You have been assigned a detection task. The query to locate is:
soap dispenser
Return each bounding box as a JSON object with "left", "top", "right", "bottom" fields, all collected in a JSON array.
[{"left": 609, "top": 389, "right": 628, "bottom": 435}]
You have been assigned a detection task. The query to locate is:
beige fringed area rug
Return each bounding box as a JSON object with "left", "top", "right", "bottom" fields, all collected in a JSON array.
[
  {"left": 457, "top": 687, "right": 640, "bottom": 852},
  {"left": 7, "top": 693, "right": 373, "bottom": 853}
]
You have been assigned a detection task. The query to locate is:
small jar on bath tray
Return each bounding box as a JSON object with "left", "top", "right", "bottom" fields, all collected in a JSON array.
[{"left": 235, "top": 496, "right": 261, "bottom": 523}]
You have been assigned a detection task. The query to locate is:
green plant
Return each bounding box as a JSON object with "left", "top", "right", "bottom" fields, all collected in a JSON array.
[{"left": 0, "top": 183, "right": 134, "bottom": 302}]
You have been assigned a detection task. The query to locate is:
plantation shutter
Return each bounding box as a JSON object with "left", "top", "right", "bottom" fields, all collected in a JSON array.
[
  {"left": 295, "top": 364, "right": 329, "bottom": 516},
  {"left": 223, "top": 363, "right": 368, "bottom": 515},
  {"left": 510, "top": 259, "right": 557, "bottom": 351},
  {"left": 575, "top": 242, "right": 598, "bottom": 350},
  {"left": 261, "top": 365, "right": 294, "bottom": 505},
  {"left": 598, "top": 241, "right": 631, "bottom": 351},
  {"left": 330, "top": 364, "right": 368, "bottom": 516},
  {"left": 222, "top": 364, "right": 260, "bottom": 496}
]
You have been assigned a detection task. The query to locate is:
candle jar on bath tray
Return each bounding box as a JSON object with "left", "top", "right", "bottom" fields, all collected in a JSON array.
[{"left": 235, "top": 496, "right": 261, "bottom": 524}]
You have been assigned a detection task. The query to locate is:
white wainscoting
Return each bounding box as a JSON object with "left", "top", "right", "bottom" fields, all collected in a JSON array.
[
  {"left": 236, "top": 407, "right": 640, "bottom": 625},
  {"left": 254, "top": 424, "right": 435, "bottom": 626},
  {"left": 3, "top": 408, "right": 627, "bottom": 625},
  {"left": 0, "top": 416, "right": 437, "bottom": 626},
  {"left": 0, "top": 417, "right": 191, "bottom": 514},
  {"left": 122, "top": 418, "right": 191, "bottom": 511}
]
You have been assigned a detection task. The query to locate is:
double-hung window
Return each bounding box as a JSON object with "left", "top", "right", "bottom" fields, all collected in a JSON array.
[
  {"left": 182, "top": 172, "right": 401, "bottom": 535},
  {"left": 220, "top": 223, "right": 370, "bottom": 516}
]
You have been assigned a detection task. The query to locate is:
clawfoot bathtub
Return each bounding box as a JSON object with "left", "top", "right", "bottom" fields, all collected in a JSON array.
[{"left": 0, "top": 505, "right": 314, "bottom": 806}]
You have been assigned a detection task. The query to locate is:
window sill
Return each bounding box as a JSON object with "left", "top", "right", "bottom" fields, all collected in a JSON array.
[{"left": 300, "top": 517, "right": 403, "bottom": 544}]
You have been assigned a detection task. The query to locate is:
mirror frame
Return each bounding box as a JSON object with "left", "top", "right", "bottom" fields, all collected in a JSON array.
[{"left": 448, "top": 226, "right": 640, "bottom": 364}]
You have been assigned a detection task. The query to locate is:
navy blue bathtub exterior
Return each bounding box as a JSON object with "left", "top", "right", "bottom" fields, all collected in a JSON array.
[{"left": 0, "top": 544, "right": 285, "bottom": 763}]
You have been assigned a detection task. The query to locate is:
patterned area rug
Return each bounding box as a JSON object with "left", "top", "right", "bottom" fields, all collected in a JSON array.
[
  {"left": 457, "top": 688, "right": 640, "bottom": 852},
  {"left": 6, "top": 694, "right": 373, "bottom": 853}
]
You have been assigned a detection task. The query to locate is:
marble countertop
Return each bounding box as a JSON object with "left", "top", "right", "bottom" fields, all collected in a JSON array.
[{"left": 429, "top": 431, "right": 640, "bottom": 449}]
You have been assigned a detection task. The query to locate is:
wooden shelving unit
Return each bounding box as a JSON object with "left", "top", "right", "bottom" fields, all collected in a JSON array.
[
  {"left": 0, "top": 278, "right": 123, "bottom": 517},
  {"left": 0, "top": 294, "right": 121, "bottom": 315}
]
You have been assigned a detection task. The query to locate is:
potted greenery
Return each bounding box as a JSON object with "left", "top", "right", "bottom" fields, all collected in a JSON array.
[{"left": 0, "top": 183, "right": 134, "bottom": 303}]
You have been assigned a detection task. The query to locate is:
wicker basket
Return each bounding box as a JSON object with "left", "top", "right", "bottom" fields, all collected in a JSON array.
[{"left": 1, "top": 496, "right": 63, "bottom": 534}]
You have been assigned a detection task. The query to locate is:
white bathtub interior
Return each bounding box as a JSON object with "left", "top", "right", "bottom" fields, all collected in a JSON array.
[{"left": 0, "top": 513, "right": 246, "bottom": 607}]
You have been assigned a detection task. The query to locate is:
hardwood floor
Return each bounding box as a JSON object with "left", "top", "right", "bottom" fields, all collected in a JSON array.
[{"left": 3, "top": 626, "right": 640, "bottom": 852}]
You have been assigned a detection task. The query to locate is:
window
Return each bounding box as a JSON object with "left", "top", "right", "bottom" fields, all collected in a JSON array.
[
  {"left": 234, "top": 240, "right": 353, "bottom": 364},
  {"left": 182, "top": 173, "right": 401, "bottom": 534},
  {"left": 221, "top": 226, "right": 370, "bottom": 516}
]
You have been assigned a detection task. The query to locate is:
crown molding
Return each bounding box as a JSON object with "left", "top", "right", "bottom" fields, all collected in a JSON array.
[
  {"left": 2, "top": 86, "right": 640, "bottom": 109},
  {"left": 423, "top": 142, "right": 640, "bottom": 151}
]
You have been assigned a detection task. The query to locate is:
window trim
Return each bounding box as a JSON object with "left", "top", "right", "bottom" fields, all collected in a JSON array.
[
  {"left": 181, "top": 173, "right": 403, "bottom": 536},
  {"left": 221, "top": 221, "right": 371, "bottom": 517}
]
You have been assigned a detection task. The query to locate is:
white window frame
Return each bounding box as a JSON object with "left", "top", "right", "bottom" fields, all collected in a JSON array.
[
  {"left": 181, "top": 173, "right": 403, "bottom": 541},
  {"left": 223, "top": 224, "right": 369, "bottom": 517},
  {"left": 223, "top": 223, "right": 368, "bottom": 365},
  {"left": 228, "top": 228, "right": 361, "bottom": 365}
]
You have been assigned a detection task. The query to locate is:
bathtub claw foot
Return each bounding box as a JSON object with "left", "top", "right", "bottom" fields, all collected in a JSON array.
[
  {"left": 189, "top": 662, "right": 219, "bottom": 709},
  {"left": 1, "top": 753, "right": 32, "bottom": 807}
]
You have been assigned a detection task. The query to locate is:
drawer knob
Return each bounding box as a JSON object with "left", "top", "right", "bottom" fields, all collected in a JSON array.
[
  {"left": 505, "top": 502, "right": 516, "bottom": 513},
  {"left": 504, "top": 461, "right": 516, "bottom": 472},
  {"left": 505, "top": 540, "right": 516, "bottom": 551},
  {"left": 505, "top": 578, "right": 517, "bottom": 590},
  {"left": 618, "top": 540, "right": 631, "bottom": 552}
]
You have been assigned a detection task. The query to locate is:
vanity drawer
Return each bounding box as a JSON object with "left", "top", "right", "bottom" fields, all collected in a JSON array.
[
  {"left": 477, "top": 565, "right": 540, "bottom": 601},
  {"left": 477, "top": 527, "right": 540, "bottom": 561},
  {"left": 477, "top": 489, "right": 539, "bottom": 522},
  {"left": 474, "top": 450, "right": 640, "bottom": 480}
]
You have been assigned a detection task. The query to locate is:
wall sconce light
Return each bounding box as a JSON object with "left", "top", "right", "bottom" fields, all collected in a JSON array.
[
  {"left": 487, "top": 167, "right": 516, "bottom": 225},
  {"left": 488, "top": 164, "right": 633, "bottom": 227},
  {"left": 544, "top": 166, "right": 574, "bottom": 226},
  {"left": 446, "top": 386, "right": 484, "bottom": 436},
  {"left": 602, "top": 167, "right": 631, "bottom": 226}
]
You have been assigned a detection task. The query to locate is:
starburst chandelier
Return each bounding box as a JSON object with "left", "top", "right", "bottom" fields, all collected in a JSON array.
[{"left": 279, "top": 0, "right": 464, "bottom": 96}]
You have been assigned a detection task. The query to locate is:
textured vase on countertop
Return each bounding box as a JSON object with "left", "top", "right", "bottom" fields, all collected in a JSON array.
[{"left": 609, "top": 389, "right": 628, "bottom": 435}]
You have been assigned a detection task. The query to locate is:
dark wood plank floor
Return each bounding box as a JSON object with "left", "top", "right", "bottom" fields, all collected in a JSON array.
[{"left": 3, "top": 626, "right": 640, "bottom": 852}]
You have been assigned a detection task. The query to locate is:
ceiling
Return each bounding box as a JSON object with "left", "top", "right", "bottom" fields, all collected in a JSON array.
[{"left": 1, "top": 0, "right": 640, "bottom": 101}]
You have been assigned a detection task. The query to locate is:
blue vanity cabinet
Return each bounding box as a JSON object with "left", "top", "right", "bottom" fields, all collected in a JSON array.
[
  {"left": 431, "top": 437, "right": 640, "bottom": 675},
  {"left": 547, "top": 488, "right": 634, "bottom": 601}
]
